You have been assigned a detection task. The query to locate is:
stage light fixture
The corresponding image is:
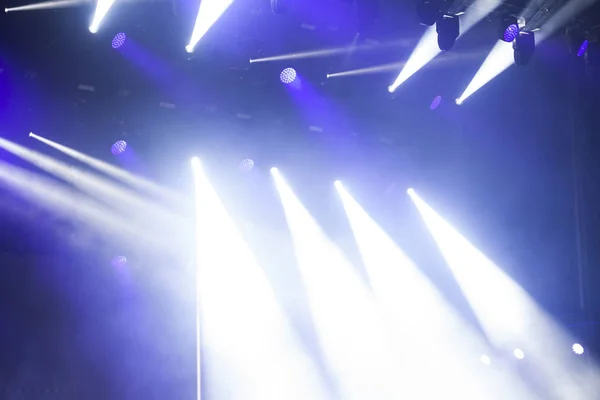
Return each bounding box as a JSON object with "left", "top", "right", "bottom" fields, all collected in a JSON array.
[
  {"left": 111, "top": 256, "right": 127, "bottom": 268},
  {"left": 436, "top": 15, "right": 459, "bottom": 51},
  {"left": 577, "top": 39, "right": 589, "bottom": 57},
  {"left": 112, "top": 32, "right": 126, "bottom": 49},
  {"left": 480, "top": 354, "right": 492, "bottom": 365},
  {"left": 572, "top": 343, "right": 584, "bottom": 355},
  {"left": 513, "top": 31, "right": 535, "bottom": 66},
  {"left": 111, "top": 140, "right": 127, "bottom": 155},
  {"left": 280, "top": 67, "right": 297, "bottom": 84},
  {"left": 239, "top": 158, "right": 254, "bottom": 172},
  {"left": 498, "top": 15, "right": 519, "bottom": 42}
]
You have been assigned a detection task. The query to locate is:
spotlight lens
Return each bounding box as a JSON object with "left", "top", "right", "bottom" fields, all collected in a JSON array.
[
  {"left": 513, "top": 348, "right": 525, "bottom": 359},
  {"left": 407, "top": 188, "right": 415, "bottom": 195},
  {"left": 185, "top": 44, "right": 194, "bottom": 53},
  {"left": 504, "top": 24, "right": 519, "bottom": 42},
  {"left": 239, "top": 158, "right": 255, "bottom": 172},
  {"left": 270, "top": 167, "right": 279, "bottom": 174},
  {"left": 112, "top": 32, "right": 127, "bottom": 49},
  {"left": 280, "top": 68, "right": 297, "bottom": 84},
  {"left": 111, "top": 140, "right": 127, "bottom": 155},
  {"left": 577, "top": 40, "right": 589, "bottom": 57},
  {"left": 111, "top": 256, "right": 127, "bottom": 268},
  {"left": 572, "top": 343, "right": 584, "bottom": 355},
  {"left": 455, "top": 98, "right": 463, "bottom": 105},
  {"left": 480, "top": 355, "right": 492, "bottom": 365},
  {"left": 430, "top": 95, "right": 442, "bottom": 110}
]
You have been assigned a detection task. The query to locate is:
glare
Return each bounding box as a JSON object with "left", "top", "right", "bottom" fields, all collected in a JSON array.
[
  {"left": 513, "top": 348, "right": 525, "bottom": 360},
  {"left": 407, "top": 188, "right": 415, "bottom": 195},
  {"left": 89, "top": 0, "right": 117, "bottom": 34},
  {"left": 336, "top": 183, "right": 499, "bottom": 398},
  {"left": 192, "top": 159, "right": 326, "bottom": 399},
  {"left": 456, "top": 40, "right": 514, "bottom": 104},
  {"left": 0, "top": 152, "right": 156, "bottom": 246},
  {"left": 573, "top": 343, "right": 585, "bottom": 355},
  {"left": 30, "top": 133, "right": 180, "bottom": 202},
  {"left": 270, "top": 166, "right": 278, "bottom": 174},
  {"left": 186, "top": 0, "right": 233, "bottom": 53},
  {"left": 4, "top": 0, "right": 82, "bottom": 12},
  {"left": 389, "top": 26, "right": 438, "bottom": 92},
  {"left": 480, "top": 355, "right": 492, "bottom": 365},
  {"left": 272, "top": 170, "right": 397, "bottom": 399},
  {"left": 0, "top": 136, "right": 182, "bottom": 249},
  {"left": 408, "top": 189, "right": 600, "bottom": 398}
]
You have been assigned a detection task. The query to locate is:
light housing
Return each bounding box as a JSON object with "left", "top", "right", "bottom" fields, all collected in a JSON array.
[
  {"left": 437, "top": 15, "right": 460, "bottom": 51},
  {"left": 513, "top": 31, "right": 535, "bottom": 66}
]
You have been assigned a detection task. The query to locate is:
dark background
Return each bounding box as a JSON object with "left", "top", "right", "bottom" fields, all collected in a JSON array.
[{"left": 1, "top": 0, "right": 600, "bottom": 397}]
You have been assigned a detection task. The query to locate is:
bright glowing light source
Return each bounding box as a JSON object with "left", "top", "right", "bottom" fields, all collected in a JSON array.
[
  {"left": 409, "top": 190, "right": 600, "bottom": 397},
  {"left": 480, "top": 355, "right": 492, "bottom": 365},
  {"left": 504, "top": 24, "right": 519, "bottom": 42},
  {"left": 112, "top": 32, "right": 126, "bottom": 49},
  {"left": 239, "top": 158, "right": 254, "bottom": 172},
  {"left": 186, "top": 0, "right": 233, "bottom": 53},
  {"left": 455, "top": 98, "right": 463, "bottom": 105},
  {"left": 89, "top": 0, "right": 117, "bottom": 34},
  {"left": 111, "top": 140, "right": 127, "bottom": 155},
  {"left": 389, "top": 0, "right": 502, "bottom": 92},
  {"left": 389, "top": 26, "right": 438, "bottom": 92},
  {"left": 573, "top": 343, "right": 585, "bottom": 355},
  {"left": 430, "top": 95, "right": 442, "bottom": 110},
  {"left": 270, "top": 166, "right": 279, "bottom": 174},
  {"left": 334, "top": 180, "right": 342, "bottom": 188},
  {"left": 407, "top": 188, "right": 415, "bottom": 195},
  {"left": 192, "top": 159, "right": 326, "bottom": 399},
  {"left": 272, "top": 170, "right": 399, "bottom": 399},
  {"left": 513, "top": 348, "right": 525, "bottom": 359},
  {"left": 280, "top": 68, "right": 297, "bottom": 84},
  {"left": 577, "top": 40, "right": 589, "bottom": 57},
  {"left": 456, "top": 40, "right": 514, "bottom": 104},
  {"left": 336, "top": 183, "right": 497, "bottom": 398},
  {"left": 111, "top": 256, "right": 127, "bottom": 268}
]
